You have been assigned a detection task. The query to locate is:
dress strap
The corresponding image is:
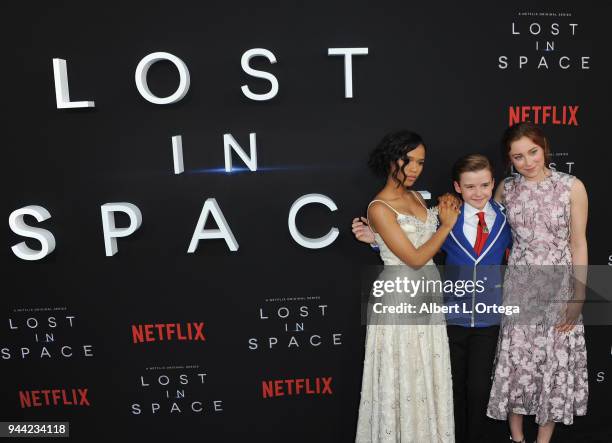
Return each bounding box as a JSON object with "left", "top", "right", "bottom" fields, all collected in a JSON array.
[
  {"left": 366, "top": 199, "right": 401, "bottom": 234},
  {"left": 411, "top": 190, "right": 428, "bottom": 210},
  {"left": 367, "top": 199, "right": 401, "bottom": 215}
]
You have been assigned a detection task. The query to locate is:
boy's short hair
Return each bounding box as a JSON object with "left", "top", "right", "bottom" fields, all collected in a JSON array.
[{"left": 452, "top": 154, "right": 494, "bottom": 183}]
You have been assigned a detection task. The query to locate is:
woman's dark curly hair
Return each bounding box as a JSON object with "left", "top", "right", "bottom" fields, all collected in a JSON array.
[{"left": 368, "top": 130, "right": 425, "bottom": 187}]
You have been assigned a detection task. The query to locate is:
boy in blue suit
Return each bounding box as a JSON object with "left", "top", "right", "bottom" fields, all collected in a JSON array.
[
  {"left": 352, "top": 154, "right": 512, "bottom": 443},
  {"left": 441, "top": 154, "right": 512, "bottom": 443}
]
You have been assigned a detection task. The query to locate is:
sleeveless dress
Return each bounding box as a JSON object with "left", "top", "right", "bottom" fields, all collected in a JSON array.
[
  {"left": 486, "top": 171, "right": 588, "bottom": 425},
  {"left": 356, "top": 194, "right": 454, "bottom": 443}
]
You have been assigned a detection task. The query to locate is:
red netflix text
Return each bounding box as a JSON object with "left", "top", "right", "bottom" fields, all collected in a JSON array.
[
  {"left": 19, "top": 388, "right": 90, "bottom": 408},
  {"left": 261, "top": 377, "right": 333, "bottom": 398},
  {"left": 131, "top": 322, "right": 205, "bottom": 344},
  {"left": 508, "top": 105, "right": 579, "bottom": 126}
]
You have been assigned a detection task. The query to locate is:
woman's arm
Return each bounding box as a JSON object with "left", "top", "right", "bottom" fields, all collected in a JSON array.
[
  {"left": 557, "top": 178, "right": 588, "bottom": 332},
  {"left": 494, "top": 181, "right": 505, "bottom": 203},
  {"left": 353, "top": 193, "right": 459, "bottom": 246},
  {"left": 367, "top": 202, "right": 456, "bottom": 268},
  {"left": 569, "top": 178, "right": 588, "bottom": 281}
]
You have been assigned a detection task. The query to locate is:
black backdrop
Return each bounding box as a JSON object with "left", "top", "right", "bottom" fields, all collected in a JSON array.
[{"left": 3, "top": 1, "right": 611, "bottom": 442}]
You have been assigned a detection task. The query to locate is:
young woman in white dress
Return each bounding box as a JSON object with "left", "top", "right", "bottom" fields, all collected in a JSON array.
[{"left": 355, "top": 130, "right": 459, "bottom": 443}]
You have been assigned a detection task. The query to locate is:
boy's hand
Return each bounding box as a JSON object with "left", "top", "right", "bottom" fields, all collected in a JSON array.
[{"left": 352, "top": 217, "right": 376, "bottom": 244}]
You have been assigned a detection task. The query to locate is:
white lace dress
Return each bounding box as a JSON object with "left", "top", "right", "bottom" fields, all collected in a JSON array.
[{"left": 356, "top": 199, "right": 454, "bottom": 443}]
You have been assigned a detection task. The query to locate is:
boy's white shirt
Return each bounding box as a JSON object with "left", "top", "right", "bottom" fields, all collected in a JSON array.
[{"left": 462, "top": 201, "right": 497, "bottom": 246}]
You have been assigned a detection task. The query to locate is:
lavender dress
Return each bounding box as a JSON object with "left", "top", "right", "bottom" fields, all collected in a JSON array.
[{"left": 486, "top": 170, "right": 588, "bottom": 425}]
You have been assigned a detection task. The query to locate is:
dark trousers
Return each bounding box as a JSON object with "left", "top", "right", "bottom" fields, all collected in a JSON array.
[{"left": 447, "top": 325, "right": 505, "bottom": 443}]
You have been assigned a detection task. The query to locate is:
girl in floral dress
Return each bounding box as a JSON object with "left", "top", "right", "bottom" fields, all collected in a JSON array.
[{"left": 487, "top": 122, "right": 589, "bottom": 443}]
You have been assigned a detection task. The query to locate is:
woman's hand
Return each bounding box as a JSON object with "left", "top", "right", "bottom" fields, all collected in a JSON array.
[
  {"left": 437, "top": 193, "right": 461, "bottom": 211},
  {"left": 438, "top": 200, "right": 460, "bottom": 228},
  {"left": 555, "top": 301, "right": 583, "bottom": 333},
  {"left": 352, "top": 217, "right": 376, "bottom": 244}
]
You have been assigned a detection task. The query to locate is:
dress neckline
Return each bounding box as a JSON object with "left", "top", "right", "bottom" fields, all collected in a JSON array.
[
  {"left": 519, "top": 169, "right": 555, "bottom": 186},
  {"left": 369, "top": 191, "right": 429, "bottom": 224},
  {"left": 373, "top": 208, "right": 437, "bottom": 239},
  {"left": 397, "top": 208, "right": 434, "bottom": 225}
]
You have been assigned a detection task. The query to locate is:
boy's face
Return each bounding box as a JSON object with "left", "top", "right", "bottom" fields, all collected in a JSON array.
[{"left": 453, "top": 169, "right": 494, "bottom": 210}]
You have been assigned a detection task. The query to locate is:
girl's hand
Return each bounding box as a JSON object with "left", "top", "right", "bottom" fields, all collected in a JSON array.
[
  {"left": 555, "top": 301, "right": 583, "bottom": 333},
  {"left": 352, "top": 217, "right": 376, "bottom": 244},
  {"left": 438, "top": 200, "right": 460, "bottom": 228},
  {"left": 437, "top": 193, "right": 461, "bottom": 211}
]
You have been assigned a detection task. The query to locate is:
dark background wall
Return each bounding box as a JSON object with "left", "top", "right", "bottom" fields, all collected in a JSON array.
[{"left": 3, "top": 1, "right": 611, "bottom": 442}]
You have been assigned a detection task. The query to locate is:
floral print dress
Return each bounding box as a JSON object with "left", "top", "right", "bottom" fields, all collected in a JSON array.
[{"left": 486, "top": 170, "right": 588, "bottom": 425}]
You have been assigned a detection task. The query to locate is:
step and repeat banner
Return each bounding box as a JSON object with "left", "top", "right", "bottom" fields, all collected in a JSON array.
[{"left": 3, "top": 2, "right": 611, "bottom": 442}]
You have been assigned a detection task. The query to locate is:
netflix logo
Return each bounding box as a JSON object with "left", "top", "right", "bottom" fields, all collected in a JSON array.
[
  {"left": 131, "top": 322, "right": 205, "bottom": 344},
  {"left": 261, "top": 376, "right": 333, "bottom": 398},
  {"left": 508, "top": 105, "right": 579, "bottom": 126},
  {"left": 19, "top": 388, "right": 90, "bottom": 408}
]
